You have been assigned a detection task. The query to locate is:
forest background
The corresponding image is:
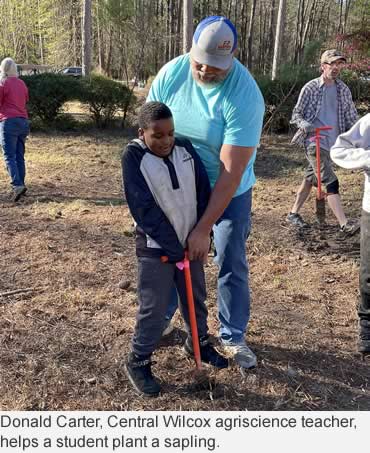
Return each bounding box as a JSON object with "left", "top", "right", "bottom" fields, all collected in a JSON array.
[
  {"left": 0, "top": 0, "right": 369, "bottom": 133},
  {"left": 0, "top": 0, "right": 369, "bottom": 81}
]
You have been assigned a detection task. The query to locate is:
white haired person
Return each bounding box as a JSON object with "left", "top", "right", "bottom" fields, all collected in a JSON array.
[
  {"left": 331, "top": 114, "right": 370, "bottom": 354},
  {"left": 0, "top": 57, "right": 30, "bottom": 201}
]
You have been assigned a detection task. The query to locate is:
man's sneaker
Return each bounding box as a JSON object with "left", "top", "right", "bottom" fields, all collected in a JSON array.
[
  {"left": 286, "top": 212, "right": 309, "bottom": 228},
  {"left": 161, "top": 319, "right": 174, "bottom": 337},
  {"left": 223, "top": 340, "right": 257, "bottom": 369},
  {"left": 12, "top": 186, "right": 27, "bottom": 202},
  {"left": 359, "top": 319, "right": 370, "bottom": 354},
  {"left": 124, "top": 352, "right": 161, "bottom": 396},
  {"left": 184, "top": 336, "right": 228, "bottom": 369},
  {"left": 339, "top": 219, "right": 360, "bottom": 237}
]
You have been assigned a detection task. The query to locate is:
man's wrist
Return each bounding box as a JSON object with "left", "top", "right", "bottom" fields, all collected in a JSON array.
[{"left": 194, "top": 219, "right": 213, "bottom": 235}]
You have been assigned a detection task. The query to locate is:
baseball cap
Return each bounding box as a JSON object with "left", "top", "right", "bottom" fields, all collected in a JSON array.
[
  {"left": 320, "top": 49, "right": 346, "bottom": 64},
  {"left": 190, "top": 16, "right": 237, "bottom": 70}
]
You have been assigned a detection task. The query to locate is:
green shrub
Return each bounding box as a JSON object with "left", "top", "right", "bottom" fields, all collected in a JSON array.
[
  {"left": 22, "top": 74, "right": 81, "bottom": 125},
  {"left": 79, "top": 74, "right": 135, "bottom": 128},
  {"left": 28, "top": 113, "right": 82, "bottom": 132},
  {"left": 340, "top": 69, "right": 370, "bottom": 106}
]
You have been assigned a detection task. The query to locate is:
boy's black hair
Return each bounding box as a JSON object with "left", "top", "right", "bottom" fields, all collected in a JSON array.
[{"left": 138, "top": 101, "right": 173, "bottom": 129}]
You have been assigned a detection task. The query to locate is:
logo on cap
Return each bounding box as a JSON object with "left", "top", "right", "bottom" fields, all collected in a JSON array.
[{"left": 217, "top": 40, "right": 232, "bottom": 51}]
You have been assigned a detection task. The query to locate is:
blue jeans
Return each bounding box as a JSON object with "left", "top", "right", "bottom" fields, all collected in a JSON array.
[
  {"left": 0, "top": 117, "right": 30, "bottom": 188},
  {"left": 165, "top": 189, "right": 252, "bottom": 344},
  {"left": 214, "top": 189, "right": 252, "bottom": 344}
]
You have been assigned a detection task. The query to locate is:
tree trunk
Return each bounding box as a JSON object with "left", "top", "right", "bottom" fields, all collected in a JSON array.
[
  {"left": 175, "top": 0, "right": 182, "bottom": 56},
  {"left": 338, "top": 0, "right": 343, "bottom": 33},
  {"left": 183, "top": 0, "right": 193, "bottom": 53},
  {"left": 37, "top": 0, "right": 44, "bottom": 64},
  {"left": 272, "top": 0, "right": 286, "bottom": 80},
  {"left": 247, "top": 0, "right": 257, "bottom": 69},
  {"left": 266, "top": 0, "right": 276, "bottom": 74},
  {"left": 96, "top": 0, "right": 104, "bottom": 72},
  {"left": 82, "top": 0, "right": 92, "bottom": 76},
  {"left": 217, "top": 0, "right": 222, "bottom": 16},
  {"left": 239, "top": 0, "right": 248, "bottom": 65}
]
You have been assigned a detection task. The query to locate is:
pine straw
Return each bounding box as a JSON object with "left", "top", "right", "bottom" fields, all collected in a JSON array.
[{"left": 0, "top": 131, "right": 369, "bottom": 410}]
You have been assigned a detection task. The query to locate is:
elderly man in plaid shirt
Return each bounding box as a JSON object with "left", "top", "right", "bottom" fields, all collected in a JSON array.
[{"left": 287, "top": 49, "right": 359, "bottom": 235}]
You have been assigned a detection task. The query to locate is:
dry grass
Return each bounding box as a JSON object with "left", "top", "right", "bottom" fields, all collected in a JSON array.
[{"left": 0, "top": 130, "right": 369, "bottom": 410}]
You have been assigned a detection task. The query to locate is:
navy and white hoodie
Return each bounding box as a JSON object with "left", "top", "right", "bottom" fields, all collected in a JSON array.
[{"left": 122, "top": 137, "right": 211, "bottom": 263}]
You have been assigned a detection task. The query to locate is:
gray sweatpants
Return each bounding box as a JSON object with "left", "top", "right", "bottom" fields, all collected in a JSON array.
[{"left": 132, "top": 256, "right": 208, "bottom": 357}]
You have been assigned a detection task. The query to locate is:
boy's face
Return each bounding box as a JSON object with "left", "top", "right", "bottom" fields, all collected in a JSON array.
[{"left": 139, "top": 118, "right": 175, "bottom": 157}]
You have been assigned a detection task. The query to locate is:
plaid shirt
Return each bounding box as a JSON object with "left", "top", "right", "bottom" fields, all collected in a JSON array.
[{"left": 290, "top": 76, "right": 358, "bottom": 146}]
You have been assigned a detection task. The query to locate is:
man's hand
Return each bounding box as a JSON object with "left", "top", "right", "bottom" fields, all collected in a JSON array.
[
  {"left": 301, "top": 121, "right": 314, "bottom": 134},
  {"left": 187, "top": 225, "right": 210, "bottom": 263},
  {"left": 187, "top": 144, "right": 255, "bottom": 262}
]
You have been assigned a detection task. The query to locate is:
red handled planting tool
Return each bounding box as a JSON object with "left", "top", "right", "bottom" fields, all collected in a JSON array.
[
  {"left": 161, "top": 252, "right": 202, "bottom": 370},
  {"left": 313, "top": 126, "right": 332, "bottom": 224}
]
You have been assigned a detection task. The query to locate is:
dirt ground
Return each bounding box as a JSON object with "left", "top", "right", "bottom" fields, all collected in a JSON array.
[{"left": 0, "top": 129, "right": 369, "bottom": 411}]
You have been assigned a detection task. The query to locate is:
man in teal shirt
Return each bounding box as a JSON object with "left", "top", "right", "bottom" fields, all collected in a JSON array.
[{"left": 148, "top": 16, "right": 264, "bottom": 368}]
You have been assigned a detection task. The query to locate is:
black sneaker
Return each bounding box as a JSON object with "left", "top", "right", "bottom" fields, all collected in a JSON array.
[
  {"left": 286, "top": 212, "right": 309, "bottom": 228},
  {"left": 184, "top": 336, "right": 228, "bottom": 369},
  {"left": 124, "top": 353, "right": 161, "bottom": 396},
  {"left": 359, "top": 319, "right": 370, "bottom": 354},
  {"left": 339, "top": 219, "right": 360, "bottom": 237}
]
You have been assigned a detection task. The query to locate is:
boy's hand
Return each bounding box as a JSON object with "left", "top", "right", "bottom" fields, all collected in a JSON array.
[{"left": 187, "top": 226, "right": 210, "bottom": 263}]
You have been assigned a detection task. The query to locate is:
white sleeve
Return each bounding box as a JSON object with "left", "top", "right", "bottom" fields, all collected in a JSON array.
[{"left": 330, "top": 114, "right": 370, "bottom": 170}]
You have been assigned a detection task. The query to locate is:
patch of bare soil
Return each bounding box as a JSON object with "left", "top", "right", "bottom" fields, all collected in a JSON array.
[{"left": 0, "top": 131, "right": 369, "bottom": 410}]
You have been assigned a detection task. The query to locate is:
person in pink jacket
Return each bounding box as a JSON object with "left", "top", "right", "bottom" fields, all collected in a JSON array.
[
  {"left": 331, "top": 114, "right": 370, "bottom": 354},
  {"left": 0, "top": 57, "right": 30, "bottom": 202}
]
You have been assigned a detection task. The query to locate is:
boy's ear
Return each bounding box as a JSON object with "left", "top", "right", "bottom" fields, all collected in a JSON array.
[{"left": 138, "top": 127, "right": 144, "bottom": 138}]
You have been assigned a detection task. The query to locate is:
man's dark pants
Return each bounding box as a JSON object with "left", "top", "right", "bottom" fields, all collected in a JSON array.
[{"left": 359, "top": 210, "right": 370, "bottom": 321}]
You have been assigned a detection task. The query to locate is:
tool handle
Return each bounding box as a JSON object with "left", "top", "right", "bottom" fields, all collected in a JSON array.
[
  {"left": 160, "top": 252, "right": 202, "bottom": 370},
  {"left": 316, "top": 126, "right": 332, "bottom": 132},
  {"left": 183, "top": 252, "right": 202, "bottom": 370},
  {"left": 315, "top": 132, "right": 323, "bottom": 199}
]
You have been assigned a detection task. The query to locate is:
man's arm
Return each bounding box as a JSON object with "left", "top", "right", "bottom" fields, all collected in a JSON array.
[
  {"left": 290, "top": 84, "right": 314, "bottom": 132},
  {"left": 331, "top": 115, "right": 370, "bottom": 170},
  {"left": 342, "top": 85, "right": 358, "bottom": 130},
  {"left": 187, "top": 144, "right": 255, "bottom": 261}
]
